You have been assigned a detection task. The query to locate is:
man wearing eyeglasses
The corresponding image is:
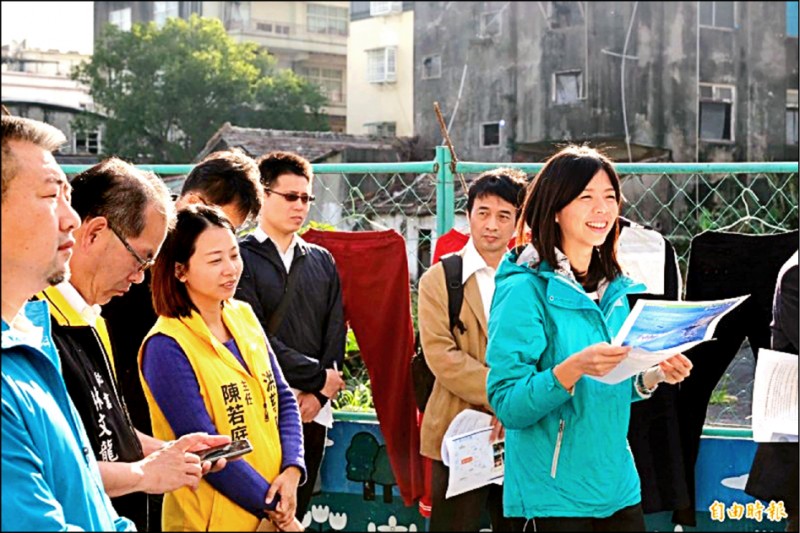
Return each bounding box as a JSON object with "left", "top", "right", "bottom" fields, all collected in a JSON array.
[
  {"left": 34, "top": 157, "right": 231, "bottom": 531},
  {"left": 235, "top": 151, "right": 347, "bottom": 521}
]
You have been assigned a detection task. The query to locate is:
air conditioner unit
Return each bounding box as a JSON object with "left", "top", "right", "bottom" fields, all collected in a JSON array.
[{"left": 370, "top": 2, "right": 402, "bottom": 17}]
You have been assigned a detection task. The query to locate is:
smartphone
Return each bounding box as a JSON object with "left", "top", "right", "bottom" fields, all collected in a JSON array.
[{"left": 196, "top": 438, "right": 253, "bottom": 465}]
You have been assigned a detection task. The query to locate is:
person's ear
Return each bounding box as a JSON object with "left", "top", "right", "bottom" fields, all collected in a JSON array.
[
  {"left": 79, "top": 216, "right": 108, "bottom": 249},
  {"left": 175, "top": 263, "right": 187, "bottom": 283}
]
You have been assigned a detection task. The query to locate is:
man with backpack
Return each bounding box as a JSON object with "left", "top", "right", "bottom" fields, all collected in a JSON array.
[{"left": 417, "top": 169, "right": 526, "bottom": 531}]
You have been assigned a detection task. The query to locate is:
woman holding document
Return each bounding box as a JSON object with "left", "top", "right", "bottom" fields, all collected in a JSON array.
[{"left": 485, "top": 145, "right": 692, "bottom": 531}]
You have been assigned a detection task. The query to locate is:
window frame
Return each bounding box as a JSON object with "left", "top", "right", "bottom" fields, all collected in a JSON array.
[
  {"left": 552, "top": 70, "right": 584, "bottom": 104},
  {"left": 369, "top": 1, "right": 402, "bottom": 17},
  {"left": 422, "top": 55, "right": 442, "bottom": 80},
  {"left": 479, "top": 10, "right": 503, "bottom": 38},
  {"left": 698, "top": 1, "right": 736, "bottom": 31},
  {"left": 297, "top": 66, "right": 345, "bottom": 104},
  {"left": 306, "top": 3, "right": 348, "bottom": 36},
  {"left": 364, "top": 121, "right": 397, "bottom": 137},
  {"left": 153, "top": 1, "right": 180, "bottom": 28},
  {"left": 109, "top": 7, "right": 132, "bottom": 31},
  {"left": 698, "top": 82, "right": 736, "bottom": 143},
  {"left": 366, "top": 47, "right": 397, "bottom": 84},
  {"left": 73, "top": 129, "right": 102, "bottom": 155},
  {"left": 787, "top": 89, "right": 799, "bottom": 146},
  {"left": 480, "top": 121, "right": 502, "bottom": 148}
]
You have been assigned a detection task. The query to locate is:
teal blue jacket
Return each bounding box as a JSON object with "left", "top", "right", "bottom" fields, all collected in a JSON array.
[
  {"left": 2, "top": 300, "right": 134, "bottom": 531},
  {"left": 486, "top": 248, "right": 647, "bottom": 519}
]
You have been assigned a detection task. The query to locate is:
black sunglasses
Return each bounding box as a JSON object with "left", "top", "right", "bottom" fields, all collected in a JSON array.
[{"left": 265, "top": 189, "right": 315, "bottom": 205}]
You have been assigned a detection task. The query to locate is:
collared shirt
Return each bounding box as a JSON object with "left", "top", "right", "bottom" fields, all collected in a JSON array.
[
  {"left": 253, "top": 226, "right": 300, "bottom": 273},
  {"left": 55, "top": 281, "right": 103, "bottom": 328},
  {"left": 461, "top": 238, "right": 496, "bottom": 321}
]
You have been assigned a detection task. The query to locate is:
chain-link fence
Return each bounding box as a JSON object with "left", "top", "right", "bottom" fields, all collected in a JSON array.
[{"left": 62, "top": 159, "right": 799, "bottom": 430}]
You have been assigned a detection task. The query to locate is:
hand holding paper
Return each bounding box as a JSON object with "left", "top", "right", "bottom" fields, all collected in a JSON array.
[{"left": 587, "top": 296, "right": 747, "bottom": 384}]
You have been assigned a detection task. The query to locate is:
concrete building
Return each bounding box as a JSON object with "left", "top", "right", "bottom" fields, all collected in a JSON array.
[
  {"left": 94, "top": 1, "right": 349, "bottom": 131},
  {"left": 414, "top": 1, "right": 799, "bottom": 163},
  {"left": 1, "top": 42, "right": 104, "bottom": 164},
  {"left": 346, "top": 1, "right": 414, "bottom": 137}
]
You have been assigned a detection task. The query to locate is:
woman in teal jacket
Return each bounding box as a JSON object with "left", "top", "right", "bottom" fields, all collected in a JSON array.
[{"left": 486, "top": 145, "right": 692, "bottom": 531}]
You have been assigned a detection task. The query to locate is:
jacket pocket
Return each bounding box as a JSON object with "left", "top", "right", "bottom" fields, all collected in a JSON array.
[{"left": 550, "top": 418, "right": 565, "bottom": 478}]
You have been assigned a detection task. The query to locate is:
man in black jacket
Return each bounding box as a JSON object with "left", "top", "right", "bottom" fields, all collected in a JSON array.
[{"left": 235, "top": 151, "right": 346, "bottom": 520}]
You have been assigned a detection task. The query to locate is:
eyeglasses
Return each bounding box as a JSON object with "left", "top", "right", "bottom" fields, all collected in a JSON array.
[
  {"left": 265, "top": 189, "right": 315, "bottom": 205},
  {"left": 108, "top": 224, "right": 155, "bottom": 273}
]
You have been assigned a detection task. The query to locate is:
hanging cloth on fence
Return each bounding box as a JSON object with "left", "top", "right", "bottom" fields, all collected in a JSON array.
[
  {"left": 618, "top": 219, "right": 691, "bottom": 515},
  {"left": 673, "top": 229, "right": 799, "bottom": 526},
  {"left": 302, "top": 228, "right": 424, "bottom": 505}
]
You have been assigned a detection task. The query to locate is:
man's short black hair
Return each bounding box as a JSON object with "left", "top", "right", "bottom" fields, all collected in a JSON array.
[
  {"left": 466, "top": 167, "right": 528, "bottom": 216},
  {"left": 256, "top": 151, "right": 314, "bottom": 188},
  {"left": 181, "top": 149, "right": 262, "bottom": 221}
]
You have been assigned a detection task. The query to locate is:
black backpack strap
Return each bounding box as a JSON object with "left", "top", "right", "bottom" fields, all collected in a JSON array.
[{"left": 441, "top": 254, "right": 466, "bottom": 334}]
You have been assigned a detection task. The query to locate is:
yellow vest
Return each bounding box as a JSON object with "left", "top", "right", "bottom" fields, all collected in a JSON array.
[
  {"left": 37, "top": 285, "right": 116, "bottom": 376},
  {"left": 139, "top": 299, "right": 282, "bottom": 532}
]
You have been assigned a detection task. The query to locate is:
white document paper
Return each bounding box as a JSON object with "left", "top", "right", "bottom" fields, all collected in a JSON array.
[
  {"left": 589, "top": 296, "right": 748, "bottom": 384},
  {"left": 290, "top": 388, "right": 333, "bottom": 428},
  {"left": 440, "top": 409, "right": 504, "bottom": 499},
  {"left": 752, "top": 349, "right": 798, "bottom": 443}
]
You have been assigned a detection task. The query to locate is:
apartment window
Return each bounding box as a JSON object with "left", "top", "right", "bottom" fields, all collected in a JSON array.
[
  {"left": 422, "top": 55, "right": 441, "bottom": 80},
  {"left": 788, "top": 1, "right": 799, "bottom": 37},
  {"left": 547, "top": 1, "right": 585, "bottom": 29},
  {"left": 370, "top": 2, "right": 402, "bottom": 16},
  {"left": 297, "top": 67, "right": 344, "bottom": 103},
  {"left": 109, "top": 8, "right": 132, "bottom": 31},
  {"left": 74, "top": 130, "right": 101, "bottom": 155},
  {"left": 699, "top": 83, "right": 735, "bottom": 141},
  {"left": 699, "top": 1, "right": 735, "bottom": 29},
  {"left": 481, "top": 122, "right": 501, "bottom": 147},
  {"left": 367, "top": 47, "right": 397, "bottom": 83},
  {"left": 365, "top": 122, "right": 397, "bottom": 137},
  {"left": 553, "top": 70, "right": 583, "bottom": 104},
  {"left": 479, "top": 11, "right": 502, "bottom": 37},
  {"left": 788, "top": 90, "right": 799, "bottom": 145},
  {"left": 154, "top": 1, "right": 179, "bottom": 28},
  {"left": 307, "top": 4, "right": 348, "bottom": 36}
]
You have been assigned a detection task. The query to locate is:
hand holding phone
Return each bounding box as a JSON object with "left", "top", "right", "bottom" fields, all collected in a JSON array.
[{"left": 197, "top": 438, "right": 253, "bottom": 466}]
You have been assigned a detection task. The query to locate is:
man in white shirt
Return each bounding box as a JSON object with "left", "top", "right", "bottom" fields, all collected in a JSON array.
[
  {"left": 417, "top": 168, "right": 527, "bottom": 532},
  {"left": 235, "top": 151, "right": 346, "bottom": 520},
  {"left": 36, "top": 157, "right": 230, "bottom": 531}
]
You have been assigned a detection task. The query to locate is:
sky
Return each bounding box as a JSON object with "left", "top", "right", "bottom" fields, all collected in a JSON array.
[{"left": 1, "top": 1, "right": 94, "bottom": 54}]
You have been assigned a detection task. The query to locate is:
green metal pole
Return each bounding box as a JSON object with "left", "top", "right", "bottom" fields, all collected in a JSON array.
[{"left": 435, "top": 146, "right": 455, "bottom": 236}]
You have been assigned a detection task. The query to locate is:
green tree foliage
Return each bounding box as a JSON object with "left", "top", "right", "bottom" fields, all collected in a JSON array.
[{"left": 72, "top": 15, "right": 328, "bottom": 163}]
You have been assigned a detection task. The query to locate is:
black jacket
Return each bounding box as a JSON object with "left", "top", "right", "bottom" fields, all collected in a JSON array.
[
  {"left": 37, "top": 290, "right": 147, "bottom": 531},
  {"left": 235, "top": 234, "right": 346, "bottom": 405},
  {"left": 746, "top": 253, "right": 799, "bottom": 513}
]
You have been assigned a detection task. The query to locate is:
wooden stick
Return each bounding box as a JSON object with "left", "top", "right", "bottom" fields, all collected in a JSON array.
[{"left": 433, "top": 102, "right": 469, "bottom": 195}]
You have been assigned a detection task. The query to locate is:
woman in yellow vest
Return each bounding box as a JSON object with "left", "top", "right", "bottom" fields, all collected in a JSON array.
[{"left": 139, "top": 205, "right": 306, "bottom": 531}]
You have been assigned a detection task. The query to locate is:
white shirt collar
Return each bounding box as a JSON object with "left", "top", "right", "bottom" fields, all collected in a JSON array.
[
  {"left": 55, "top": 281, "right": 103, "bottom": 327},
  {"left": 253, "top": 226, "right": 300, "bottom": 251},
  {"left": 461, "top": 238, "right": 493, "bottom": 283}
]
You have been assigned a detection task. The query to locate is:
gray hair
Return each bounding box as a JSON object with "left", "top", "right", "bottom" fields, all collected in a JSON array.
[
  {"left": 1, "top": 115, "right": 67, "bottom": 200},
  {"left": 70, "top": 157, "right": 176, "bottom": 238}
]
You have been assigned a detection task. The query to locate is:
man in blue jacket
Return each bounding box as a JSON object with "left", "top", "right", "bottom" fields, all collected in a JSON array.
[{"left": 1, "top": 114, "right": 135, "bottom": 530}]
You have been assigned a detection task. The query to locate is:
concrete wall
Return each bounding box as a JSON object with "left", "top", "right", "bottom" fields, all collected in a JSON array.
[
  {"left": 346, "top": 8, "right": 415, "bottom": 136},
  {"left": 414, "top": 1, "right": 798, "bottom": 163}
]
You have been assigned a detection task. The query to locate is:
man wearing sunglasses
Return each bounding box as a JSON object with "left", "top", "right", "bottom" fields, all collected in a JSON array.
[
  {"left": 236, "top": 151, "right": 346, "bottom": 521},
  {"left": 34, "top": 157, "right": 231, "bottom": 531}
]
